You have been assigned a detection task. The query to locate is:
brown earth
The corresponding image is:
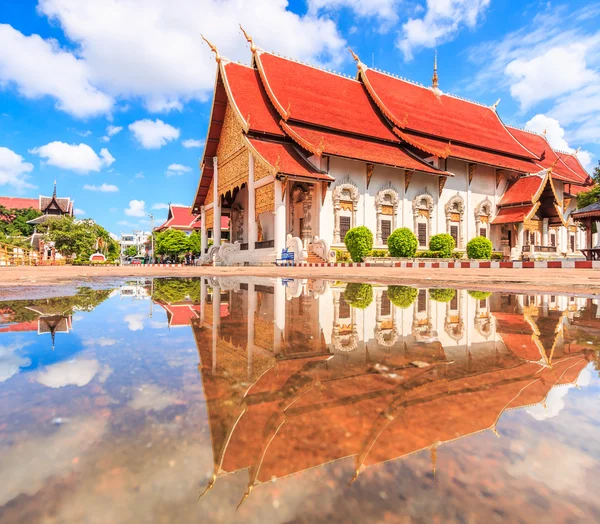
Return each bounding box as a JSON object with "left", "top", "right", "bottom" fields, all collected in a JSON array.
[{"left": 1, "top": 265, "right": 600, "bottom": 298}]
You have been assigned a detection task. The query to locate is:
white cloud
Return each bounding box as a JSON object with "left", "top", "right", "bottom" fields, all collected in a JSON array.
[
  {"left": 101, "top": 124, "right": 123, "bottom": 142},
  {"left": 83, "top": 183, "right": 119, "bottom": 192},
  {"left": 0, "top": 147, "right": 35, "bottom": 191},
  {"left": 35, "top": 359, "right": 101, "bottom": 388},
  {"left": 84, "top": 337, "right": 118, "bottom": 347},
  {"left": 74, "top": 208, "right": 85, "bottom": 215},
  {"left": 0, "top": 341, "right": 31, "bottom": 383},
  {"left": 166, "top": 163, "right": 191, "bottom": 176},
  {"left": 525, "top": 115, "right": 594, "bottom": 169},
  {"left": 181, "top": 138, "right": 205, "bottom": 149},
  {"left": 134, "top": 172, "right": 144, "bottom": 179},
  {"left": 29, "top": 142, "right": 115, "bottom": 174},
  {"left": 124, "top": 313, "right": 145, "bottom": 331},
  {"left": 398, "top": 0, "right": 491, "bottom": 60},
  {"left": 125, "top": 199, "right": 146, "bottom": 217},
  {"left": 128, "top": 384, "right": 177, "bottom": 411},
  {"left": 307, "top": 0, "right": 400, "bottom": 26},
  {"left": 129, "top": 119, "right": 180, "bottom": 149},
  {"left": 0, "top": 23, "right": 113, "bottom": 118},
  {"left": 152, "top": 203, "right": 169, "bottom": 210},
  {"left": 35, "top": 0, "right": 347, "bottom": 113}
]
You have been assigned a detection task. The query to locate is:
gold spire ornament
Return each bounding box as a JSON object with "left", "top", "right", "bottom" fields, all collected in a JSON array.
[
  {"left": 348, "top": 47, "right": 360, "bottom": 63},
  {"left": 239, "top": 24, "right": 256, "bottom": 53},
  {"left": 492, "top": 98, "right": 501, "bottom": 111},
  {"left": 432, "top": 50, "right": 439, "bottom": 89},
  {"left": 201, "top": 35, "right": 221, "bottom": 63}
]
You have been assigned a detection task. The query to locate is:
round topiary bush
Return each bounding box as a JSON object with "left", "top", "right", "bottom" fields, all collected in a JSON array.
[
  {"left": 388, "top": 227, "right": 418, "bottom": 258},
  {"left": 344, "top": 226, "right": 373, "bottom": 262},
  {"left": 387, "top": 286, "right": 418, "bottom": 309},
  {"left": 344, "top": 283, "right": 373, "bottom": 309},
  {"left": 429, "top": 288, "right": 456, "bottom": 302},
  {"left": 429, "top": 233, "right": 455, "bottom": 257},
  {"left": 466, "top": 237, "right": 493, "bottom": 260},
  {"left": 468, "top": 290, "right": 492, "bottom": 300}
]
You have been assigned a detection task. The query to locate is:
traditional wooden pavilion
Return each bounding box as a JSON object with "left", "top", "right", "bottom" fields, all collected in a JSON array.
[{"left": 571, "top": 202, "right": 600, "bottom": 260}]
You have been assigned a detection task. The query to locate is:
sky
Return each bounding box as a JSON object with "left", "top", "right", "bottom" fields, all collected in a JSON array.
[{"left": 1, "top": 0, "right": 599, "bottom": 236}]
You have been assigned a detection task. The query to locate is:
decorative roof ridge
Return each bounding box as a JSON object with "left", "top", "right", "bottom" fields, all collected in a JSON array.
[
  {"left": 553, "top": 148, "right": 574, "bottom": 155},
  {"left": 507, "top": 125, "right": 544, "bottom": 137},
  {"left": 259, "top": 49, "right": 357, "bottom": 81}
]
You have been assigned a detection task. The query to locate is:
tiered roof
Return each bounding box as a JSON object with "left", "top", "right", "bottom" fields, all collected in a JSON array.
[{"left": 155, "top": 204, "right": 202, "bottom": 232}]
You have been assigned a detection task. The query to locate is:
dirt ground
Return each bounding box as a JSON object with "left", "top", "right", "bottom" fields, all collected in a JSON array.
[{"left": 1, "top": 265, "right": 600, "bottom": 298}]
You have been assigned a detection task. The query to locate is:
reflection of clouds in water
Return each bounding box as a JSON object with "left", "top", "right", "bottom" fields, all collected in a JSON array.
[
  {"left": 128, "top": 384, "right": 177, "bottom": 412},
  {"left": 0, "top": 416, "right": 108, "bottom": 507},
  {"left": 527, "top": 368, "right": 592, "bottom": 421},
  {"left": 35, "top": 359, "right": 109, "bottom": 388},
  {"left": 84, "top": 337, "right": 119, "bottom": 347},
  {"left": 149, "top": 320, "right": 168, "bottom": 329},
  {"left": 0, "top": 341, "right": 32, "bottom": 382},
  {"left": 124, "top": 313, "right": 145, "bottom": 331}
]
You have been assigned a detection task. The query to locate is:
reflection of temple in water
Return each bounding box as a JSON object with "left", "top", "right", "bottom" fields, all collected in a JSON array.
[
  {"left": 0, "top": 304, "right": 73, "bottom": 349},
  {"left": 191, "top": 278, "right": 595, "bottom": 506}
]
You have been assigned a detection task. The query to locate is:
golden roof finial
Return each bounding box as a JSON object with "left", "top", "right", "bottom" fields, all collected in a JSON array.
[
  {"left": 432, "top": 50, "right": 439, "bottom": 90},
  {"left": 492, "top": 98, "right": 501, "bottom": 111},
  {"left": 201, "top": 35, "right": 221, "bottom": 63},
  {"left": 543, "top": 128, "right": 547, "bottom": 137},
  {"left": 574, "top": 146, "right": 581, "bottom": 156},
  {"left": 348, "top": 47, "right": 360, "bottom": 64},
  {"left": 236, "top": 485, "right": 253, "bottom": 511},
  {"left": 197, "top": 473, "right": 217, "bottom": 499},
  {"left": 431, "top": 445, "right": 437, "bottom": 479},
  {"left": 239, "top": 24, "right": 256, "bottom": 53}
]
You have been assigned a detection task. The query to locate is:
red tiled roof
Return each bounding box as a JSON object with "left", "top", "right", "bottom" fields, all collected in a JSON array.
[
  {"left": 492, "top": 204, "right": 536, "bottom": 224},
  {"left": 162, "top": 304, "right": 201, "bottom": 327},
  {"left": 255, "top": 51, "right": 398, "bottom": 141},
  {"left": 403, "top": 132, "right": 539, "bottom": 173},
  {"left": 0, "top": 320, "right": 38, "bottom": 333},
  {"left": 499, "top": 176, "right": 545, "bottom": 206},
  {"left": 156, "top": 205, "right": 229, "bottom": 231},
  {"left": 222, "top": 61, "right": 285, "bottom": 137},
  {"left": 556, "top": 151, "right": 590, "bottom": 182},
  {"left": 246, "top": 137, "right": 333, "bottom": 181},
  {"left": 360, "top": 67, "right": 537, "bottom": 159},
  {"left": 507, "top": 128, "right": 586, "bottom": 184},
  {"left": 0, "top": 197, "right": 39, "bottom": 210},
  {"left": 283, "top": 123, "right": 446, "bottom": 175}
]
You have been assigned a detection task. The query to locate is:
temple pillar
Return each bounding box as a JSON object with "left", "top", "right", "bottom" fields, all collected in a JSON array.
[
  {"left": 213, "top": 157, "right": 221, "bottom": 247},
  {"left": 200, "top": 277, "right": 207, "bottom": 325},
  {"left": 314, "top": 182, "right": 322, "bottom": 241},
  {"left": 274, "top": 279, "right": 286, "bottom": 356},
  {"left": 201, "top": 206, "right": 207, "bottom": 255},
  {"left": 248, "top": 153, "right": 257, "bottom": 252},
  {"left": 246, "top": 282, "right": 256, "bottom": 381},
  {"left": 274, "top": 179, "right": 287, "bottom": 256},
  {"left": 212, "top": 285, "right": 221, "bottom": 374},
  {"left": 542, "top": 218, "right": 549, "bottom": 247}
]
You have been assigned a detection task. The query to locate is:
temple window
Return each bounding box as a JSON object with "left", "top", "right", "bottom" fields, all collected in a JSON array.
[
  {"left": 550, "top": 230, "right": 557, "bottom": 247},
  {"left": 413, "top": 192, "right": 434, "bottom": 249},
  {"left": 445, "top": 194, "right": 465, "bottom": 248},
  {"left": 474, "top": 198, "right": 492, "bottom": 241},
  {"left": 570, "top": 234, "right": 576, "bottom": 252},
  {"left": 375, "top": 186, "right": 399, "bottom": 245},
  {"left": 333, "top": 180, "right": 359, "bottom": 244}
]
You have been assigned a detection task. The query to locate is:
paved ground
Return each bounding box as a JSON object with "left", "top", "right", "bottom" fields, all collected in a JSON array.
[{"left": 2, "top": 265, "right": 600, "bottom": 297}]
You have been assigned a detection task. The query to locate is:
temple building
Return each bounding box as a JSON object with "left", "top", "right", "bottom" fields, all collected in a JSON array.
[
  {"left": 154, "top": 203, "right": 230, "bottom": 242},
  {"left": 192, "top": 32, "right": 592, "bottom": 265}
]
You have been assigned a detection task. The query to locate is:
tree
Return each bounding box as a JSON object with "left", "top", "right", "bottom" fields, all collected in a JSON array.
[
  {"left": 188, "top": 230, "right": 202, "bottom": 255},
  {"left": 124, "top": 245, "right": 138, "bottom": 257},
  {"left": 344, "top": 226, "right": 373, "bottom": 262},
  {"left": 592, "top": 160, "right": 600, "bottom": 185},
  {"left": 0, "top": 205, "right": 43, "bottom": 239},
  {"left": 577, "top": 185, "right": 600, "bottom": 209},
  {"left": 155, "top": 229, "right": 190, "bottom": 258}
]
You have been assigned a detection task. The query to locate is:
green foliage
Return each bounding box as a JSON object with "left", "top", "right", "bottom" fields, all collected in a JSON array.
[
  {"left": 468, "top": 290, "right": 492, "bottom": 300},
  {"left": 592, "top": 160, "right": 600, "bottom": 185},
  {"left": 344, "top": 283, "right": 373, "bottom": 309},
  {"left": 429, "top": 288, "right": 456, "bottom": 302},
  {"left": 0, "top": 205, "right": 42, "bottom": 238},
  {"left": 415, "top": 250, "right": 447, "bottom": 259},
  {"left": 344, "top": 226, "right": 373, "bottom": 262},
  {"left": 491, "top": 252, "right": 503, "bottom": 260},
  {"left": 188, "top": 231, "right": 202, "bottom": 255},
  {"left": 387, "top": 286, "right": 418, "bottom": 309},
  {"left": 370, "top": 249, "right": 388, "bottom": 258},
  {"left": 577, "top": 185, "right": 600, "bottom": 209},
  {"left": 467, "top": 236, "right": 493, "bottom": 260},
  {"left": 155, "top": 229, "right": 190, "bottom": 258},
  {"left": 124, "top": 245, "right": 137, "bottom": 257},
  {"left": 452, "top": 251, "right": 465, "bottom": 260},
  {"left": 429, "top": 233, "right": 455, "bottom": 257},
  {"left": 335, "top": 249, "right": 351, "bottom": 262},
  {"left": 387, "top": 227, "right": 418, "bottom": 258},
  {"left": 152, "top": 278, "right": 201, "bottom": 304}
]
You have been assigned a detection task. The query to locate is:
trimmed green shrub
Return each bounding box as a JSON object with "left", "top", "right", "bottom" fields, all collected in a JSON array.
[
  {"left": 429, "top": 288, "right": 456, "bottom": 302},
  {"left": 416, "top": 250, "right": 447, "bottom": 259},
  {"left": 491, "top": 252, "right": 503, "bottom": 261},
  {"left": 370, "top": 249, "right": 388, "bottom": 258},
  {"left": 468, "top": 290, "right": 492, "bottom": 300},
  {"left": 467, "top": 237, "right": 493, "bottom": 260},
  {"left": 388, "top": 227, "right": 418, "bottom": 258},
  {"left": 344, "top": 283, "right": 373, "bottom": 309},
  {"left": 429, "top": 233, "right": 455, "bottom": 257},
  {"left": 335, "top": 249, "right": 351, "bottom": 262},
  {"left": 387, "top": 286, "right": 418, "bottom": 309},
  {"left": 452, "top": 251, "right": 465, "bottom": 260},
  {"left": 344, "top": 226, "right": 373, "bottom": 262}
]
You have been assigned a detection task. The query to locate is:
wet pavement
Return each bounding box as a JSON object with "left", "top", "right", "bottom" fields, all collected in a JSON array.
[{"left": 0, "top": 277, "right": 599, "bottom": 523}]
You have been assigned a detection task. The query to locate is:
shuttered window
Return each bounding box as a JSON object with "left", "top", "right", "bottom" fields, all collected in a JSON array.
[
  {"left": 418, "top": 223, "right": 427, "bottom": 247},
  {"left": 550, "top": 233, "right": 556, "bottom": 247},
  {"left": 418, "top": 289, "right": 427, "bottom": 312},
  {"left": 479, "top": 227, "right": 487, "bottom": 238},
  {"left": 450, "top": 295, "right": 458, "bottom": 310},
  {"left": 340, "top": 216, "right": 351, "bottom": 242},
  {"left": 339, "top": 296, "right": 350, "bottom": 319},
  {"left": 381, "top": 292, "right": 391, "bottom": 316},
  {"left": 570, "top": 235, "right": 575, "bottom": 252},
  {"left": 450, "top": 225, "right": 458, "bottom": 244},
  {"left": 381, "top": 220, "right": 391, "bottom": 244}
]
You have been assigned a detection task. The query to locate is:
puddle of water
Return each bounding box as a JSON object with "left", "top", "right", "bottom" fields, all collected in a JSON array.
[{"left": 0, "top": 278, "right": 599, "bottom": 523}]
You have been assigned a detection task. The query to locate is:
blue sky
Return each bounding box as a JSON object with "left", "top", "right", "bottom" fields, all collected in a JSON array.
[{"left": 1, "top": 0, "right": 599, "bottom": 236}]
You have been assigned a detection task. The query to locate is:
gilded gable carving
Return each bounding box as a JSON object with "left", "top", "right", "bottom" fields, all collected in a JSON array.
[
  {"left": 205, "top": 208, "right": 214, "bottom": 230},
  {"left": 217, "top": 104, "right": 249, "bottom": 196},
  {"left": 219, "top": 148, "right": 248, "bottom": 196},
  {"left": 254, "top": 159, "right": 271, "bottom": 181},
  {"left": 255, "top": 182, "right": 274, "bottom": 221},
  {"left": 205, "top": 179, "right": 214, "bottom": 206},
  {"left": 217, "top": 104, "right": 244, "bottom": 161}
]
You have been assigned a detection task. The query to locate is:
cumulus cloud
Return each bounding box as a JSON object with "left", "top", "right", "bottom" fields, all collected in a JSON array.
[
  {"left": 32, "top": 0, "right": 347, "bottom": 114},
  {"left": 181, "top": 138, "right": 205, "bottom": 149},
  {"left": 525, "top": 114, "right": 594, "bottom": 169},
  {"left": 166, "top": 163, "right": 191, "bottom": 176},
  {"left": 128, "top": 384, "right": 178, "bottom": 411},
  {"left": 124, "top": 313, "right": 145, "bottom": 331},
  {"left": 29, "top": 142, "right": 115, "bottom": 174},
  {"left": 307, "top": 0, "right": 401, "bottom": 26},
  {"left": 398, "top": 0, "right": 491, "bottom": 60},
  {"left": 152, "top": 203, "right": 169, "bottom": 210},
  {"left": 125, "top": 200, "right": 146, "bottom": 217},
  {"left": 35, "top": 359, "right": 101, "bottom": 388},
  {"left": 129, "top": 119, "right": 180, "bottom": 149},
  {"left": 74, "top": 208, "right": 85, "bottom": 215},
  {"left": 134, "top": 172, "right": 144, "bottom": 179},
  {"left": 0, "top": 24, "right": 113, "bottom": 118},
  {"left": 0, "top": 341, "right": 31, "bottom": 383},
  {"left": 83, "top": 183, "right": 119, "bottom": 192},
  {"left": 101, "top": 125, "right": 123, "bottom": 142},
  {"left": 0, "top": 147, "right": 35, "bottom": 191}
]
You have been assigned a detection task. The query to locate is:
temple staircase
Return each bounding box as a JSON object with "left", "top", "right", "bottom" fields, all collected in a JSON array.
[{"left": 305, "top": 245, "right": 327, "bottom": 264}]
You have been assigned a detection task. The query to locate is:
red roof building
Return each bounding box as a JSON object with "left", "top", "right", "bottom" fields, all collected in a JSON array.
[{"left": 155, "top": 204, "right": 229, "bottom": 234}]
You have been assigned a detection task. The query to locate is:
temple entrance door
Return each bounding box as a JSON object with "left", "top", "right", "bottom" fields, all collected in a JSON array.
[
  {"left": 289, "top": 183, "right": 313, "bottom": 248},
  {"left": 507, "top": 230, "right": 512, "bottom": 248}
]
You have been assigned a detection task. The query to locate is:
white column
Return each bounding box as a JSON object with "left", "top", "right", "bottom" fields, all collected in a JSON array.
[
  {"left": 274, "top": 278, "right": 286, "bottom": 356},
  {"left": 542, "top": 218, "right": 549, "bottom": 247},
  {"left": 248, "top": 153, "right": 256, "bottom": 252},
  {"left": 212, "top": 285, "right": 221, "bottom": 374},
  {"left": 274, "top": 178, "right": 287, "bottom": 256},
  {"left": 314, "top": 182, "right": 322, "bottom": 240},
  {"left": 213, "top": 157, "right": 221, "bottom": 246},
  {"left": 246, "top": 282, "right": 256, "bottom": 381},
  {"left": 200, "top": 277, "right": 207, "bottom": 325},
  {"left": 201, "top": 206, "right": 207, "bottom": 255}
]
